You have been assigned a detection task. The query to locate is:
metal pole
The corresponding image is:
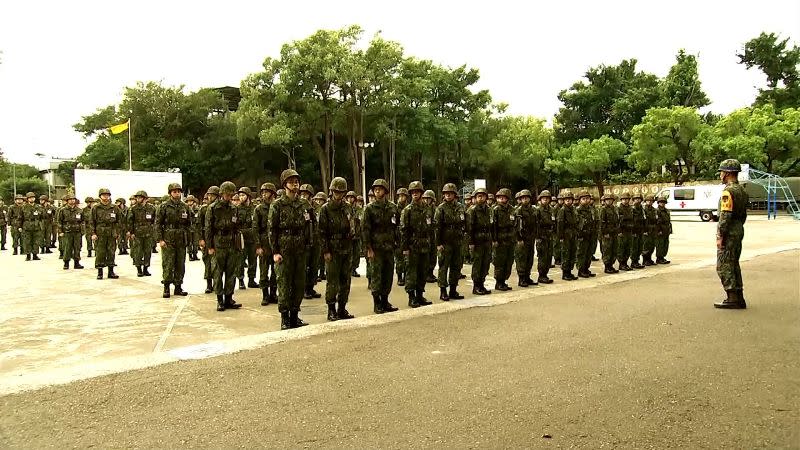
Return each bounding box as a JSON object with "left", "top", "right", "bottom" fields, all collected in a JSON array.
[
  {"left": 12, "top": 163, "right": 16, "bottom": 197},
  {"left": 128, "top": 119, "right": 132, "bottom": 171},
  {"left": 361, "top": 143, "right": 367, "bottom": 201}
]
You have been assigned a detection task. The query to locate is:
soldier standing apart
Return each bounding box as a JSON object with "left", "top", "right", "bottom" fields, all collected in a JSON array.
[
  {"left": 630, "top": 192, "right": 646, "bottom": 269},
  {"left": 206, "top": 182, "right": 243, "bottom": 312},
  {"left": 0, "top": 200, "right": 8, "bottom": 251},
  {"left": 40, "top": 195, "right": 55, "bottom": 253},
  {"left": 491, "top": 188, "right": 516, "bottom": 291},
  {"left": 362, "top": 179, "right": 400, "bottom": 314},
  {"left": 156, "top": 183, "right": 191, "bottom": 298},
  {"left": 90, "top": 188, "right": 121, "bottom": 279},
  {"left": 318, "top": 177, "right": 356, "bottom": 321},
  {"left": 466, "top": 188, "right": 493, "bottom": 295},
  {"left": 8, "top": 195, "right": 24, "bottom": 254},
  {"left": 269, "top": 170, "right": 312, "bottom": 329},
  {"left": 236, "top": 187, "right": 259, "bottom": 290},
  {"left": 394, "top": 188, "right": 409, "bottom": 286},
  {"left": 127, "top": 191, "right": 156, "bottom": 277},
  {"left": 400, "top": 181, "right": 434, "bottom": 307},
  {"left": 199, "top": 186, "right": 219, "bottom": 293},
  {"left": 83, "top": 196, "right": 95, "bottom": 257},
  {"left": 556, "top": 191, "right": 578, "bottom": 281},
  {"left": 599, "top": 193, "right": 620, "bottom": 274},
  {"left": 655, "top": 196, "right": 672, "bottom": 264},
  {"left": 185, "top": 195, "right": 200, "bottom": 261},
  {"left": 18, "top": 192, "right": 44, "bottom": 261},
  {"left": 255, "top": 183, "right": 278, "bottom": 305},
  {"left": 434, "top": 183, "right": 465, "bottom": 301},
  {"left": 57, "top": 192, "right": 84, "bottom": 269},
  {"left": 715, "top": 159, "right": 749, "bottom": 309},
  {"left": 641, "top": 195, "right": 658, "bottom": 266},
  {"left": 575, "top": 191, "right": 597, "bottom": 278},
  {"left": 514, "top": 190, "right": 537, "bottom": 287},
  {"left": 534, "top": 190, "right": 555, "bottom": 284}
]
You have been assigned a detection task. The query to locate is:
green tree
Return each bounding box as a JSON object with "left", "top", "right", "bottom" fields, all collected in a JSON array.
[
  {"left": 486, "top": 116, "right": 554, "bottom": 192},
  {"left": 737, "top": 32, "right": 800, "bottom": 109},
  {"left": 628, "top": 106, "right": 710, "bottom": 184},
  {"left": 546, "top": 135, "right": 627, "bottom": 195},
  {"left": 0, "top": 177, "right": 49, "bottom": 203},
  {"left": 661, "top": 49, "right": 710, "bottom": 108}
]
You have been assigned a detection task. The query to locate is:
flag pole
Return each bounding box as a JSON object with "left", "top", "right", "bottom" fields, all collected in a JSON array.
[{"left": 127, "top": 118, "right": 132, "bottom": 171}]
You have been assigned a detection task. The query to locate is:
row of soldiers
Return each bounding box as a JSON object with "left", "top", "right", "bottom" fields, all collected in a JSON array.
[{"left": 0, "top": 194, "right": 59, "bottom": 257}]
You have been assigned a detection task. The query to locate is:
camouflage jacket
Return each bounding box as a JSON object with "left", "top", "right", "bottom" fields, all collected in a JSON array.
[
  {"left": 717, "top": 181, "right": 748, "bottom": 239},
  {"left": 491, "top": 202, "right": 516, "bottom": 244},
  {"left": 156, "top": 199, "right": 191, "bottom": 244},
  {"left": 57, "top": 205, "right": 84, "bottom": 234},
  {"left": 556, "top": 205, "right": 577, "bottom": 240},
  {"left": 89, "top": 202, "right": 122, "bottom": 236},
  {"left": 466, "top": 202, "right": 493, "bottom": 245},
  {"left": 318, "top": 199, "right": 355, "bottom": 255},
  {"left": 205, "top": 199, "right": 240, "bottom": 250},
  {"left": 128, "top": 203, "right": 157, "bottom": 237},
  {"left": 400, "top": 200, "right": 433, "bottom": 253},
  {"left": 434, "top": 200, "right": 464, "bottom": 247},
  {"left": 362, "top": 199, "right": 399, "bottom": 253},
  {"left": 268, "top": 195, "right": 312, "bottom": 255}
]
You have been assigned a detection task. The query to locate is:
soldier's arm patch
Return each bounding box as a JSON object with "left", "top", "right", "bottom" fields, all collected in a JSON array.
[{"left": 720, "top": 191, "right": 733, "bottom": 212}]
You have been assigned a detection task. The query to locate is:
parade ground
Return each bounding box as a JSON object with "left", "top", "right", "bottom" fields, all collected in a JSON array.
[{"left": 1, "top": 216, "right": 798, "bottom": 448}]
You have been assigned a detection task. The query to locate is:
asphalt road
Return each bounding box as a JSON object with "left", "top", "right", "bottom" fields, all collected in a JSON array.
[{"left": 1, "top": 250, "right": 798, "bottom": 449}]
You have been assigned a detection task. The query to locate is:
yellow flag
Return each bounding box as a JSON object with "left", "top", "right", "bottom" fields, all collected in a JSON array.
[{"left": 108, "top": 120, "right": 129, "bottom": 134}]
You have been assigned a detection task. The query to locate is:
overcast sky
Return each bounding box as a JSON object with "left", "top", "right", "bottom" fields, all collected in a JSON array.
[{"left": 0, "top": 0, "right": 797, "bottom": 167}]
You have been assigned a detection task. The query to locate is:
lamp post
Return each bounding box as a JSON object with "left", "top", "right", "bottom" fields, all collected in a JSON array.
[{"left": 357, "top": 141, "right": 374, "bottom": 201}]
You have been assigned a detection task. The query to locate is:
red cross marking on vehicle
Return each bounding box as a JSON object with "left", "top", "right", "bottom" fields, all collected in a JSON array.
[{"left": 679, "top": 201, "right": 686, "bottom": 208}]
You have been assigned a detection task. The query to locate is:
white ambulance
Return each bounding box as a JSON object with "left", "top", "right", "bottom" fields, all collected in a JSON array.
[{"left": 655, "top": 184, "right": 725, "bottom": 222}]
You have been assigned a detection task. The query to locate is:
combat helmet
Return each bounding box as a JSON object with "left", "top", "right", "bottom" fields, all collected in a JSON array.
[
  {"left": 578, "top": 190, "right": 591, "bottom": 199},
  {"left": 560, "top": 191, "right": 574, "bottom": 200},
  {"left": 97, "top": 188, "right": 111, "bottom": 196},
  {"left": 260, "top": 182, "right": 276, "bottom": 193},
  {"left": 206, "top": 186, "right": 220, "bottom": 196},
  {"left": 372, "top": 179, "right": 390, "bottom": 192},
  {"left": 473, "top": 187, "right": 488, "bottom": 196},
  {"left": 631, "top": 191, "right": 643, "bottom": 200},
  {"left": 219, "top": 181, "right": 237, "bottom": 195},
  {"left": 408, "top": 181, "right": 424, "bottom": 193},
  {"left": 279, "top": 169, "right": 300, "bottom": 186},
  {"left": 345, "top": 190, "right": 357, "bottom": 199},
  {"left": 396, "top": 187, "right": 409, "bottom": 197},
  {"left": 135, "top": 190, "right": 148, "bottom": 198},
  {"left": 84, "top": 196, "right": 94, "bottom": 203},
  {"left": 167, "top": 182, "right": 182, "bottom": 193},
  {"left": 329, "top": 177, "right": 348, "bottom": 193},
  {"left": 186, "top": 195, "right": 197, "bottom": 202},
  {"left": 442, "top": 183, "right": 457, "bottom": 193},
  {"left": 238, "top": 186, "right": 252, "bottom": 197},
  {"left": 718, "top": 159, "right": 741, "bottom": 173},
  {"left": 422, "top": 190, "right": 435, "bottom": 200},
  {"left": 115, "top": 197, "right": 126, "bottom": 204},
  {"left": 537, "top": 190, "right": 552, "bottom": 199},
  {"left": 487, "top": 193, "right": 495, "bottom": 200},
  {"left": 39, "top": 194, "right": 49, "bottom": 201},
  {"left": 314, "top": 192, "right": 328, "bottom": 201},
  {"left": 657, "top": 195, "right": 668, "bottom": 203},
  {"left": 517, "top": 189, "right": 532, "bottom": 199},
  {"left": 644, "top": 194, "right": 655, "bottom": 202},
  {"left": 619, "top": 192, "right": 631, "bottom": 200},
  {"left": 496, "top": 188, "right": 512, "bottom": 199},
  {"left": 299, "top": 184, "right": 313, "bottom": 194}
]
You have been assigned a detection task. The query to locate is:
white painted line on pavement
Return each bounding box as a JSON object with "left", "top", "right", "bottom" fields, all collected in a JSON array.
[{"left": 152, "top": 296, "right": 190, "bottom": 353}]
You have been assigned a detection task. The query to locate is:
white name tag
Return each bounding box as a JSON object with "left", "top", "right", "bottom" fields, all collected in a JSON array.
[
  {"left": 231, "top": 216, "right": 237, "bottom": 223},
  {"left": 391, "top": 216, "right": 396, "bottom": 224},
  {"left": 459, "top": 214, "right": 465, "bottom": 221},
  {"left": 304, "top": 212, "right": 310, "bottom": 221},
  {"left": 145, "top": 214, "right": 152, "bottom": 219},
  {"left": 76, "top": 214, "right": 81, "bottom": 219},
  {"left": 33, "top": 211, "right": 39, "bottom": 216},
  {"left": 181, "top": 212, "right": 188, "bottom": 219},
  {"left": 426, "top": 217, "right": 431, "bottom": 225},
  {"left": 110, "top": 213, "right": 116, "bottom": 218},
  {"left": 510, "top": 215, "right": 515, "bottom": 221}
]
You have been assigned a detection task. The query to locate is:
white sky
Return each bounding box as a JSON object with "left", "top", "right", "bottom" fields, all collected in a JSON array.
[{"left": 0, "top": 0, "right": 797, "bottom": 167}]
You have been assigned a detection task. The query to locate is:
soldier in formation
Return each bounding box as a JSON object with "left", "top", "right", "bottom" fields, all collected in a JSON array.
[
  {"left": 534, "top": 190, "right": 555, "bottom": 284},
  {"left": 434, "top": 183, "right": 465, "bottom": 300},
  {"left": 400, "top": 181, "right": 434, "bottom": 307},
  {"left": 394, "top": 187, "right": 409, "bottom": 286},
  {"left": 40, "top": 195, "right": 56, "bottom": 254},
  {"left": 89, "top": 188, "right": 121, "bottom": 279},
  {"left": 156, "top": 183, "right": 192, "bottom": 298},
  {"left": 514, "top": 190, "right": 537, "bottom": 287},
  {"left": 466, "top": 188, "right": 492, "bottom": 295},
  {"left": 556, "top": 191, "right": 578, "bottom": 281},
  {"left": 56, "top": 191, "right": 84, "bottom": 269},
  {"left": 19, "top": 192, "right": 44, "bottom": 261},
  {"left": 362, "top": 179, "right": 400, "bottom": 314},
  {"left": 575, "top": 190, "right": 597, "bottom": 278},
  {"left": 206, "top": 181, "right": 243, "bottom": 311},
  {"left": 199, "top": 186, "right": 219, "bottom": 293},
  {"left": 255, "top": 182, "right": 278, "bottom": 305},
  {"left": 127, "top": 190, "right": 156, "bottom": 277},
  {"left": 0, "top": 199, "right": 7, "bottom": 251},
  {"left": 491, "top": 188, "right": 516, "bottom": 291},
  {"left": 318, "top": 177, "right": 356, "bottom": 321}
]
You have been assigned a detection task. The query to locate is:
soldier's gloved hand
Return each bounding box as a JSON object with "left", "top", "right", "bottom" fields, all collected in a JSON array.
[{"left": 273, "top": 253, "right": 283, "bottom": 263}]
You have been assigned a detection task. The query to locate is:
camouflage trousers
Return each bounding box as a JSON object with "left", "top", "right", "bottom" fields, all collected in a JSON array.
[
  {"left": 394, "top": 248, "right": 406, "bottom": 279},
  {"left": 576, "top": 235, "right": 593, "bottom": 273},
  {"left": 535, "top": 237, "right": 553, "bottom": 277},
  {"left": 94, "top": 232, "right": 117, "bottom": 268},
  {"left": 11, "top": 228, "right": 21, "bottom": 251},
  {"left": 560, "top": 238, "right": 577, "bottom": 272},
  {"left": 85, "top": 232, "right": 94, "bottom": 253},
  {"left": 213, "top": 247, "right": 237, "bottom": 296},
  {"left": 202, "top": 247, "right": 214, "bottom": 280},
  {"left": 305, "top": 243, "right": 320, "bottom": 292},
  {"left": 258, "top": 252, "right": 276, "bottom": 288},
  {"left": 642, "top": 232, "right": 656, "bottom": 260},
  {"left": 405, "top": 250, "right": 429, "bottom": 293},
  {"left": 238, "top": 241, "right": 258, "bottom": 280},
  {"left": 717, "top": 230, "right": 744, "bottom": 290},
  {"left": 368, "top": 250, "right": 394, "bottom": 295},
  {"left": 600, "top": 234, "right": 618, "bottom": 265},
  {"left": 493, "top": 242, "right": 515, "bottom": 283},
  {"left": 655, "top": 233, "right": 670, "bottom": 259},
  {"left": 437, "top": 243, "right": 463, "bottom": 288},
  {"left": 277, "top": 250, "right": 307, "bottom": 313},
  {"left": 428, "top": 243, "right": 437, "bottom": 275},
  {"left": 131, "top": 235, "right": 154, "bottom": 267},
  {"left": 162, "top": 241, "right": 187, "bottom": 285},
  {"left": 471, "top": 242, "right": 492, "bottom": 286},
  {"left": 61, "top": 231, "right": 82, "bottom": 261},
  {"left": 617, "top": 232, "right": 632, "bottom": 265},
  {"left": 553, "top": 238, "right": 562, "bottom": 264},
  {"left": 41, "top": 222, "right": 53, "bottom": 248},
  {"left": 325, "top": 251, "right": 352, "bottom": 305},
  {"left": 351, "top": 240, "right": 361, "bottom": 274},
  {"left": 117, "top": 233, "right": 128, "bottom": 253},
  {"left": 630, "top": 233, "right": 643, "bottom": 264},
  {"left": 23, "top": 229, "right": 42, "bottom": 255},
  {"left": 187, "top": 230, "right": 199, "bottom": 258},
  {"left": 515, "top": 241, "right": 535, "bottom": 279},
  {"left": 0, "top": 224, "right": 6, "bottom": 248}
]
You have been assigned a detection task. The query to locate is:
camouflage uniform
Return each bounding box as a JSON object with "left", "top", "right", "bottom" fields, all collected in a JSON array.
[
  {"left": 630, "top": 193, "right": 646, "bottom": 269},
  {"left": 466, "top": 188, "right": 493, "bottom": 295},
  {"left": 514, "top": 190, "right": 537, "bottom": 287},
  {"left": 269, "top": 170, "right": 312, "bottom": 329},
  {"left": 40, "top": 196, "right": 56, "bottom": 253},
  {"left": 18, "top": 193, "right": 45, "bottom": 259},
  {"left": 400, "top": 181, "right": 434, "bottom": 307},
  {"left": 349, "top": 193, "right": 363, "bottom": 278},
  {"left": 534, "top": 191, "right": 555, "bottom": 284},
  {"left": 236, "top": 188, "right": 259, "bottom": 289},
  {"left": 185, "top": 196, "right": 200, "bottom": 261},
  {"left": 434, "top": 183, "right": 465, "bottom": 300},
  {"left": 199, "top": 186, "right": 219, "bottom": 293},
  {"left": 655, "top": 198, "right": 672, "bottom": 264},
  {"left": 362, "top": 179, "right": 400, "bottom": 313},
  {"left": 0, "top": 201, "right": 7, "bottom": 250},
  {"left": 393, "top": 189, "right": 409, "bottom": 285},
  {"left": 423, "top": 190, "right": 438, "bottom": 283},
  {"left": 556, "top": 192, "right": 578, "bottom": 280},
  {"left": 616, "top": 192, "right": 635, "bottom": 271},
  {"left": 128, "top": 191, "right": 156, "bottom": 276},
  {"left": 7, "top": 196, "right": 25, "bottom": 254},
  {"left": 255, "top": 183, "right": 277, "bottom": 305},
  {"left": 318, "top": 178, "right": 355, "bottom": 321},
  {"left": 552, "top": 197, "right": 563, "bottom": 265},
  {"left": 300, "top": 184, "right": 321, "bottom": 299},
  {"left": 642, "top": 195, "right": 658, "bottom": 266},
  {"left": 206, "top": 181, "right": 243, "bottom": 311},
  {"left": 83, "top": 197, "right": 95, "bottom": 257},
  {"left": 115, "top": 199, "right": 129, "bottom": 255},
  {"left": 599, "top": 193, "right": 620, "bottom": 273},
  {"left": 575, "top": 191, "right": 597, "bottom": 277},
  {"left": 715, "top": 159, "right": 749, "bottom": 308},
  {"left": 156, "top": 184, "right": 192, "bottom": 297},
  {"left": 89, "top": 190, "right": 122, "bottom": 278},
  {"left": 56, "top": 195, "right": 84, "bottom": 268},
  {"left": 491, "top": 188, "right": 516, "bottom": 291}
]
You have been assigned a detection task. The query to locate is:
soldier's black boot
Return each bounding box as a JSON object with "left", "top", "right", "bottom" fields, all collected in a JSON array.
[
  {"left": 280, "top": 311, "right": 291, "bottom": 329},
  {"left": 205, "top": 279, "right": 213, "bottom": 294},
  {"left": 382, "top": 294, "right": 398, "bottom": 312},
  {"left": 238, "top": 278, "right": 246, "bottom": 290},
  {"left": 32, "top": 253, "right": 40, "bottom": 260},
  {"left": 449, "top": 285, "right": 464, "bottom": 300},
  {"left": 351, "top": 269, "right": 361, "bottom": 278},
  {"left": 174, "top": 284, "right": 188, "bottom": 296},
  {"left": 261, "top": 288, "right": 270, "bottom": 306},
  {"left": 63, "top": 260, "right": 69, "bottom": 270},
  {"left": 216, "top": 295, "right": 225, "bottom": 312},
  {"left": 518, "top": 276, "right": 530, "bottom": 287},
  {"left": 97, "top": 268, "right": 104, "bottom": 279},
  {"left": 738, "top": 290, "right": 747, "bottom": 308},
  {"left": 224, "top": 294, "right": 242, "bottom": 309},
  {"left": 372, "top": 293, "right": 386, "bottom": 314},
  {"left": 527, "top": 276, "right": 539, "bottom": 286},
  {"left": 439, "top": 287, "right": 450, "bottom": 301},
  {"left": 604, "top": 263, "right": 615, "bottom": 274},
  {"left": 338, "top": 301, "right": 355, "bottom": 319},
  {"left": 408, "top": 291, "right": 420, "bottom": 308},
  {"left": 107, "top": 267, "right": 119, "bottom": 279},
  {"left": 163, "top": 283, "right": 171, "bottom": 298},
  {"left": 656, "top": 257, "right": 671, "bottom": 264},
  {"left": 290, "top": 310, "right": 308, "bottom": 327},
  {"left": 24, "top": 253, "right": 31, "bottom": 261},
  {"left": 269, "top": 285, "right": 278, "bottom": 304},
  {"left": 87, "top": 250, "right": 92, "bottom": 257},
  {"left": 538, "top": 271, "right": 553, "bottom": 284},
  {"left": 13, "top": 248, "right": 17, "bottom": 255},
  {"left": 426, "top": 273, "right": 437, "bottom": 283},
  {"left": 0, "top": 245, "right": 5, "bottom": 250},
  {"left": 714, "top": 290, "right": 746, "bottom": 309},
  {"left": 247, "top": 278, "right": 259, "bottom": 288},
  {"left": 73, "top": 260, "right": 84, "bottom": 269},
  {"left": 142, "top": 266, "right": 151, "bottom": 276},
  {"left": 136, "top": 265, "right": 144, "bottom": 277},
  {"left": 562, "top": 270, "right": 577, "bottom": 281},
  {"left": 495, "top": 281, "right": 511, "bottom": 291},
  {"left": 397, "top": 273, "right": 405, "bottom": 287},
  {"left": 417, "top": 289, "right": 432, "bottom": 306},
  {"left": 327, "top": 303, "right": 339, "bottom": 321}
]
